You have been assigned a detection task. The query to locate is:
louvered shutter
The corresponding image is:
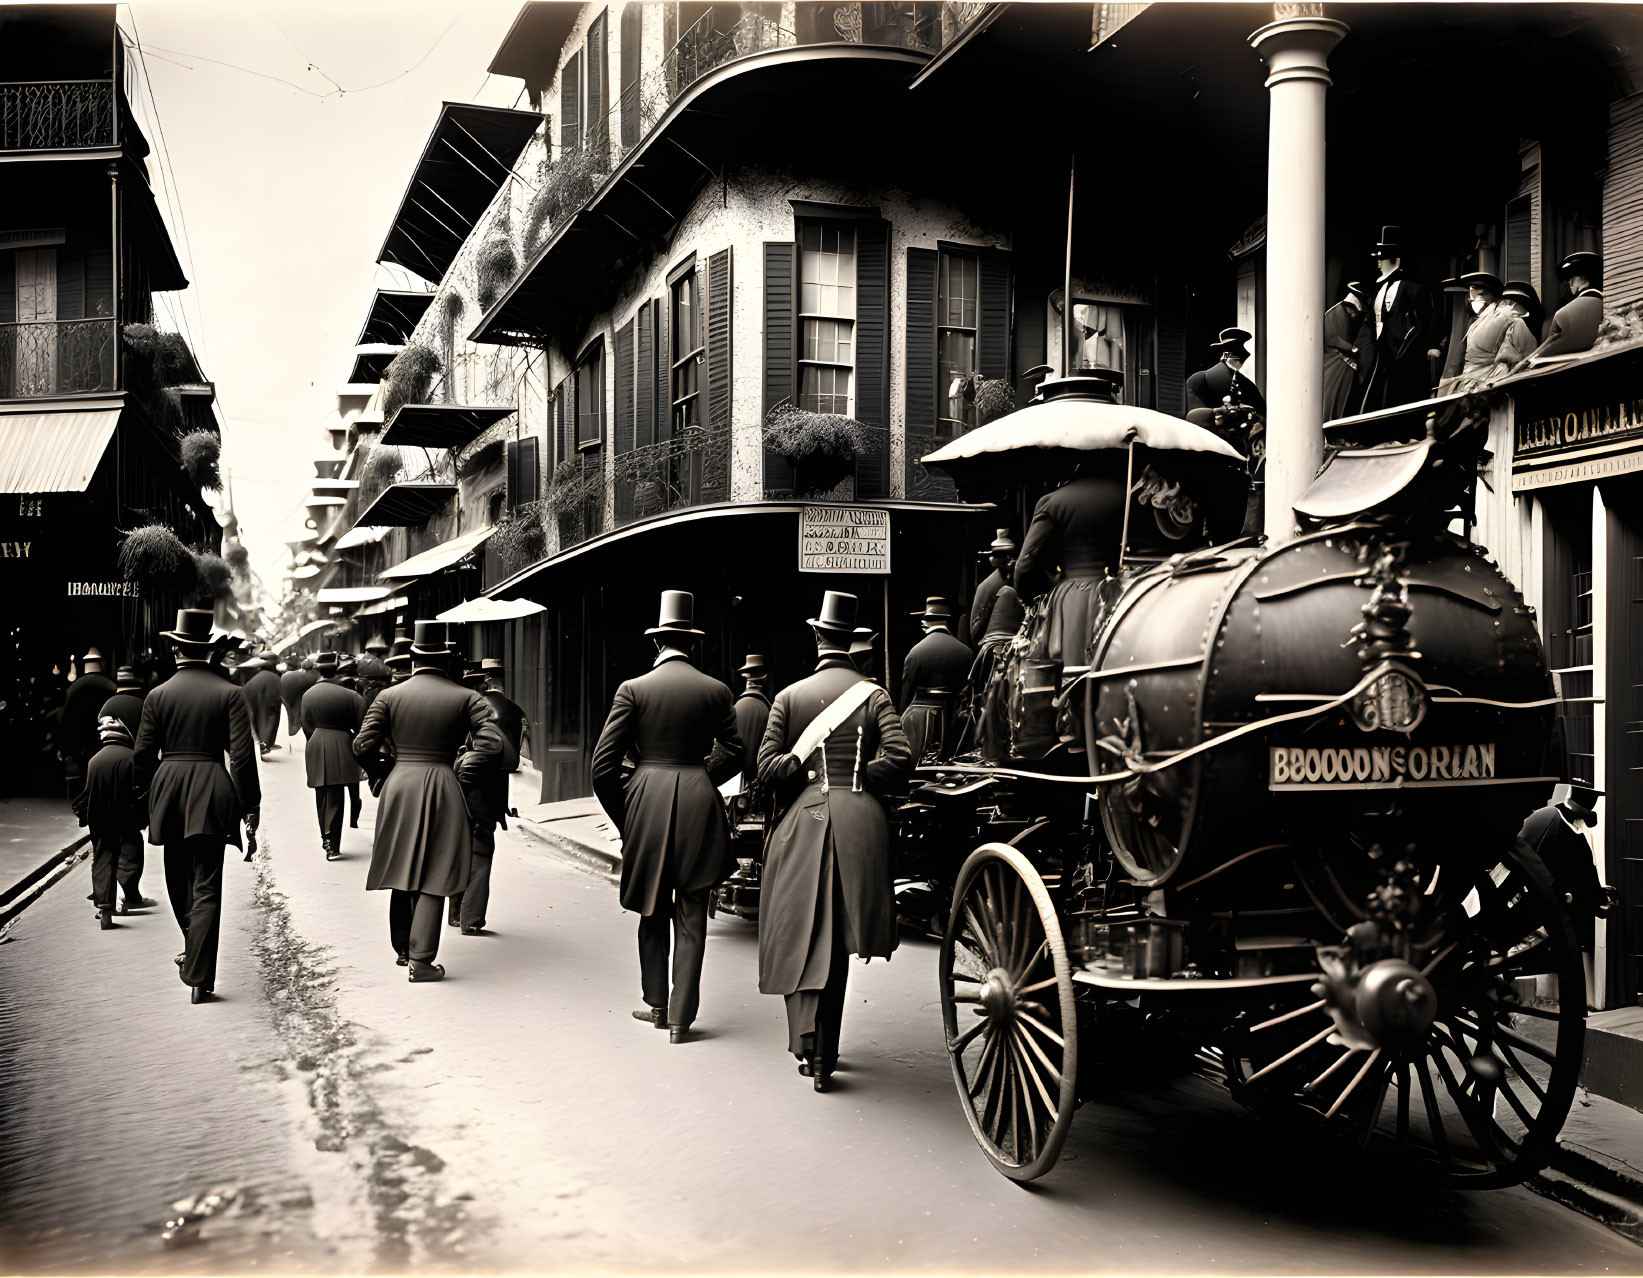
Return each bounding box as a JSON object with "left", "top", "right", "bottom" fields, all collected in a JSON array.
[
  {"left": 86, "top": 247, "right": 112, "bottom": 317},
  {"left": 0, "top": 254, "right": 14, "bottom": 323},
  {"left": 762, "top": 241, "right": 796, "bottom": 494},
  {"left": 1013, "top": 276, "right": 1047, "bottom": 407},
  {"left": 655, "top": 293, "right": 671, "bottom": 442},
  {"left": 1155, "top": 283, "right": 1187, "bottom": 416},
  {"left": 1602, "top": 92, "right": 1643, "bottom": 315},
  {"left": 635, "top": 300, "right": 655, "bottom": 449},
  {"left": 56, "top": 251, "right": 85, "bottom": 321},
  {"left": 585, "top": 13, "right": 607, "bottom": 162},
  {"left": 517, "top": 436, "right": 540, "bottom": 503},
  {"left": 506, "top": 439, "right": 520, "bottom": 504},
  {"left": 978, "top": 253, "right": 1011, "bottom": 380},
  {"left": 854, "top": 218, "right": 890, "bottom": 498},
  {"left": 619, "top": 5, "right": 642, "bottom": 147},
  {"left": 554, "top": 375, "right": 572, "bottom": 463},
  {"left": 615, "top": 318, "right": 635, "bottom": 453},
  {"left": 904, "top": 247, "right": 939, "bottom": 498},
  {"left": 706, "top": 246, "right": 733, "bottom": 431},
  {"left": 560, "top": 52, "right": 582, "bottom": 154}
]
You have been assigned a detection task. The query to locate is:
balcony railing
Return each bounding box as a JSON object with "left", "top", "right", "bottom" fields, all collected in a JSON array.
[
  {"left": 0, "top": 319, "right": 116, "bottom": 398},
  {"left": 1, "top": 80, "right": 115, "bottom": 150},
  {"left": 613, "top": 428, "right": 733, "bottom": 528}
]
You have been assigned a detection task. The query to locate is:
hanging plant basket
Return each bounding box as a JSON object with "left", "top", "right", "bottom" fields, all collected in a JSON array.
[
  {"left": 382, "top": 344, "right": 442, "bottom": 420},
  {"left": 193, "top": 551, "right": 234, "bottom": 601},
  {"left": 179, "top": 429, "right": 221, "bottom": 490},
  {"left": 118, "top": 524, "right": 196, "bottom": 588},
  {"left": 476, "top": 234, "right": 519, "bottom": 312},
  {"left": 762, "top": 403, "right": 872, "bottom": 497}
]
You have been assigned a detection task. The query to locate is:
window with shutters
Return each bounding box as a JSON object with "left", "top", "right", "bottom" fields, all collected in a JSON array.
[
  {"left": 576, "top": 339, "right": 605, "bottom": 449},
  {"left": 938, "top": 249, "right": 979, "bottom": 431},
  {"left": 560, "top": 51, "right": 582, "bottom": 154},
  {"left": 671, "top": 268, "right": 704, "bottom": 433},
  {"left": 506, "top": 437, "right": 540, "bottom": 507},
  {"left": 798, "top": 221, "right": 855, "bottom": 416},
  {"left": 619, "top": 5, "right": 642, "bottom": 147},
  {"left": 584, "top": 10, "right": 609, "bottom": 164}
]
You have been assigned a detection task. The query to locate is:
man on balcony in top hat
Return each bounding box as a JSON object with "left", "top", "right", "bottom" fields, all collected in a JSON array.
[
  {"left": 756, "top": 590, "right": 912, "bottom": 1091},
  {"left": 132, "top": 609, "right": 262, "bottom": 1003},
  {"left": 1360, "top": 225, "right": 1439, "bottom": 411},
  {"left": 301, "top": 651, "right": 365, "bottom": 862},
  {"left": 1527, "top": 251, "right": 1605, "bottom": 363},
  {"left": 969, "top": 528, "right": 1018, "bottom": 643},
  {"left": 1185, "top": 328, "right": 1266, "bottom": 416},
  {"left": 591, "top": 590, "right": 742, "bottom": 1042},
  {"left": 899, "top": 597, "right": 972, "bottom": 765},
  {"left": 354, "top": 621, "right": 503, "bottom": 980}
]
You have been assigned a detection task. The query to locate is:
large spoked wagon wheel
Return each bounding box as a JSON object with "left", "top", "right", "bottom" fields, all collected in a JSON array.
[
  {"left": 1234, "top": 841, "right": 1585, "bottom": 1189},
  {"left": 940, "top": 843, "right": 1079, "bottom": 1182}
]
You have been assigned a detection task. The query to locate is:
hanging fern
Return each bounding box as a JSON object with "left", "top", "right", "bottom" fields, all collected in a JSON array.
[
  {"left": 193, "top": 551, "right": 234, "bottom": 600},
  {"left": 224, "top": 541, "right": 250, "bottom": 573},
  {"left": 476, "top": 235, "right": 520, "bottom": 312},
  {"left": 118, "top": 524, "right": 195, "bottom": 586},
  {"left": 381, "top": 344, "right": 441, "bottom": 420},
  {"left": 489, "top": 501, "right": 547, "bottom": 570},
  {"left": 179, "top": 430, "right": 221, "bottom": 489}
]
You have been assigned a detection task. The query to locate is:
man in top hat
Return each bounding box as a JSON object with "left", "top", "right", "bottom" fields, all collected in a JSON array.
[
  {"left": 242, "top": 652, "right": 284, "bottom": 756},
  {"left": 385, "top": 625, "right": 414, "bottom": 687},
  {"left": 731, "top": 655, "right": 773, "bottom": 813},
  {"left": 95, "top": 666, "right": 157, "bottom": 911},
  {"left": 898, "top": 597, "right": 972, "bottom": 765},
  {"left": 301, "top": 651, "right": 365, "bottom": 861},
  {"left": 1322, "top": 281, "right": 1372, "bottom": 421},
  {"left": 84, "top": 713, "right": 148, "bottom": 929},
  {"left": 1528, "top": 251, "right": 1604, "bottom": 362},
  {"left": 849, "top": 628, "right": 880, "bottom": 682},
  {"left": 969, "top": 529, "right": 1018, "bottom": 642},
  {"left": 756, "top": 590, "right": 912, "bottom": 1091},
  {"left": 1186, "top": 328, "right": 1265, "bottom": 415},
  {"left": 354, "top": 621, "right": 505, "bottom": 981},
  {"left": 281, "top": 657, "right": 318, "bottom": 741},
  {"left": 62, "top": 646, "right": 116, "bottom": 805},
  {"left": 590, "top": 590, "right": 742, "bottom": 1041},
  {"left": 133, "top": 608, "right": 262, "bottom": 1003},
  {"left": 1361, "top": 225, "right": 1438, "bottom": 411},
  {"left": 449, "top": 657, "right": 526, "bottom": 935},
  {"left": 355, "top": 647, "right": 393, "bottom": 716}
]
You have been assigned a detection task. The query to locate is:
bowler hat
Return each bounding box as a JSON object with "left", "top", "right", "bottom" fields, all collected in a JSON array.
[
  {"left": 161, "top": 608, "right": 215, "bottom": 647},
  {"left": 1371, "top": 225, "right": 1403, "bottom": 257},
  {"left": 114, "top": 666, "right": 141, "bottom": 691},
  {"left": 737, "top": 653, "right": 767, "bottom": 676},
  {"left": 988, "top": 528, "right": 1018, "bottom": 555},
  {"left": 409, "top": 620, "right": 451, "bottom": 656},
  {"left": 312, "top": 651, "right": 339, "bottom": 672},
  {"left": 1560, "top": 251, "right": 1602, "bottom": 285},
  {"left": 911, "top": 595, "right": 954, "bottom": 622},
  {"left": 463, "top": 660, "right": 485, "bottom": 685},
  {"left": 646, "top": 589, "right": 705, "bottom": 637},
  {"left": 808, "top": 591, "right": 858, "bottom": 634},
  {"left": 848, "top": 627, "right": 878, "bottom": 657},
  {"left": 481, "top": 657, "right": 505, "bottom": 672}
]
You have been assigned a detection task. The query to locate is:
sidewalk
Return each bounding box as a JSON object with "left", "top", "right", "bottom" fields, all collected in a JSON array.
[
  {"left": 507, "top": 763, "right": 620, "bottom": 881},
  {"left": 0, "top": 795, "right": 90, "bottom": 929}
]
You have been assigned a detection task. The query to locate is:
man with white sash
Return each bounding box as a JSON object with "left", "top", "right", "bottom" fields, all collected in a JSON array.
[{"left": 755, "top": 591, "right": 912, "bottom": 1092}]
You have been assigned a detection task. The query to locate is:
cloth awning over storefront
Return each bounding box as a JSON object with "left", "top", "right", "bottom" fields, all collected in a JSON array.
[
  {"left": 335, "top": 523, "right": 392, "bottom": 550},
  {"left": 356, "top": 481, "right": 456, "bottom": 526},
  {"left": 437, "top": 595, "right": 546, "bottom": 623},
  {"left": 275, "top": 618, "right": 340, "bottom": 651},
  {"left": 0, "top": 399, "right": 122, "bottom": 493},
  {"left": 381, "top": 403, "right": 516, "bottom": 449},
  {"left": 355, "top": 594, "right": 409, "bottom": 618},
  {"left": 316, "top": 585, "right": 395, "bottom": 604},
  {"left": 380, "top": 525, "right": 494, "bottom": 580}
]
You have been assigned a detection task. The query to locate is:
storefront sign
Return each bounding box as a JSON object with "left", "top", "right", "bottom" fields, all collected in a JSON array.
[
  {"left": 799, "top": 506, "right": 891, "bottom": 574},
  {"left": 66, "top": 580, "right": 139, "bottom": 597},
  {"left": 1269, "top": 742, "right": 1497, "bottom": 790},
  {"left": 1512, "top": 448, "right": 1643, "bottom": 491},
  {"left": 1515, "top": 394, "right": 1643, "bottom": 460},
  {"left": 1, "top": 540, "right": 32, "bottom": 558}
]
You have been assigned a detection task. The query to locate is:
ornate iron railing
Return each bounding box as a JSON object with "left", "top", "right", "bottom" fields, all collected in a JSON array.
[
  {"left": 613, "top": 428, "right": 732, "bottom": 527},
  {"left": 0, "top": 318, "right": 116, "bottom": 397},
  {"left": 548, "top": 453, "right": 607, "bottom": 549},
  {"left": 762, "top": 424, "right": 892, "bottom": 501},
  {"left": 0, "top": 80, "right": 115, "bottom": 150}
]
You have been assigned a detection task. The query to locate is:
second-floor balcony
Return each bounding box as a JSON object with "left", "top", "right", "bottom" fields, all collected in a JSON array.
[
  {"left": 0, "top": 318, "right": 115, "bottom": 397},
  {"left": 1, "top": 79, "right": 115, "bottom": 151}
]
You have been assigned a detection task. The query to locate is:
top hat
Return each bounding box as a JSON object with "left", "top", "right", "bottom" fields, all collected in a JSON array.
[
  {"left": 312, "top": 651, "right": 339, "bottom": 673},
  {"left": 1559, "top": 250, "right": 1602, "bottom": 285},
  {"left": 737, "top": 653, "right": 767, "bottom": 677},
  {"left": 463, "top": 660, "right": 486, "bottom": 684},
  {"left": 363, "top": 638, "right": 390, "bottom": 654},
  {"left": 848, "top": 627, "right": 879, "bottom": 656},
  {"left": 646, "top": 589, "right": 704, "bottom": 637},
  {"left": 1503, "top": 279, "right": 1541, "bottom": 308},
  {"left": 1345, "top": 280, "right": 1370, "bottom": 303},
  {"left": 1210, "top": 326, "right": 1252, "bottom": 357},
  {"left": 1371, "top": 225, "right": 1403, "bottom": 257},
  {"left": 409, "top": 620, "right": 451, "bottom": 657},
  {"left": 988, "top": 528, "right": 1018, "bottom": 556},
  {"left": 114, "top": 665, "right": 141, "bottom": 690},
  {"left": 161, "top": 608, "right": 215, "bottom": 647},
  {"left": 385, "top": 640, "right": 413, "bottom": 670},
  {"left": 81, "top": 646, "right": 105, "bottom": 667},
  {"left": 481, "top": 657, "right": 505, "bottom": 673},
  {"left": 911, "top": 595, "right": 954, "bottom": 622},
  {"left": 808, "top": 591, "right": 858, "bottom": 634}
]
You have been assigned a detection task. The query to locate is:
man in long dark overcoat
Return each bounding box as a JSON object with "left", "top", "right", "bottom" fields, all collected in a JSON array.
[
  {"left": 1360, "top": 227, "right": 1438, "bottom": 411},
  {"left": 898, "top": 597, "right": 972, "bottom": 764},
  {"left": 969, "top": 529, "right": 1017, "bottom": 641},
  {"left": 590, "top": 590, "right": 742, "bottom": 1042},
  {"left": 301, "top": 651, "right": 364, "bottom": 861},
  {"left": 84, "top": 714, "right": 146, "bottom": 929},
  {"left": 450, "top": 657, "right": 526, "bottom": 933},
  {"left": 133, "top": 608, "right": 262, "bottom": 1003},
  {"left": 281, "top": 658, "right": 317, "bottom": 743},
  {"left": 354, "top": 621, "right": 503, "bottom": 981},
  {"left": 243, "top": 654, "right": 284, "bottom": 756},
  {"left": 756, "top": 590, "right": 912, "bottom": 1091},
  {"left": 1185, "top": 328, "right": 1266, "bottom": 415},
  {"left": 732, "top": 654, "right": 772, "bottom": 808},
  {"left": 62, "top": 646, "right": 116, "bottom": 805}
]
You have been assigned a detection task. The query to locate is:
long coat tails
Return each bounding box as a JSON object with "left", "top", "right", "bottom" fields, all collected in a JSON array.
[
  {"left": 302, "top": 679, "right": 365, "bottom": 787},
  {"left": 133, "top": 666, "right": 262, "bottom": 848}
]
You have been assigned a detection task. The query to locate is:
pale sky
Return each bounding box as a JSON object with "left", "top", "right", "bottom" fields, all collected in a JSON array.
[{"left": 119, "top": 0, "right": 531, "bottom": 596}]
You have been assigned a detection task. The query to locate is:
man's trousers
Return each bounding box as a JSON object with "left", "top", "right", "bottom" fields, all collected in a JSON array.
[
  {"left": 637, "top": 884, "right": 710, "bottom": 1028},
  {"left": 164, "top": 836, "right": 226, "bottom": 990},
  {"left": 389, "top": 890, "right": 443, "bottom": 963},
  {"left": 314, "top": 785, "right": 345, "bottom": 849},
  {"left": 450, "top": 848, "right": 493, "bottom": 930},
  {"left": 90, "top": 826, "right": 145, "bottom": 911}
]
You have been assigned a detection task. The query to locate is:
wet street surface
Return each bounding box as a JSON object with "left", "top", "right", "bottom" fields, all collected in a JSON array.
[{"left": 4, "top": 747, "right": 1643, "bottom": 1273}]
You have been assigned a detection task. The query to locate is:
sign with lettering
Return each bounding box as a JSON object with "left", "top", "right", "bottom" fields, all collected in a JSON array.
[
  {"left": 0, "top": 540, "right": 32, "bottom": 558},
  {"left": 799, "top": 506, "right": 891, "bottom": 574},
  {"left": 67, "top": 581, "right": 139, "bottom": 597},
  {"left": 1510, "top": 346, "right": 1643, "bottom": 491},
  {"left": 1269, "top": 742, "right": 1499, "bottom": 790},
  {"left": 1515, "top": 395, "right": 1643, "bottom": 460}
]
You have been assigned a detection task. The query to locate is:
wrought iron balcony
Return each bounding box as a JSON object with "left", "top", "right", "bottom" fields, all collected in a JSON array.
[
  {"left": 613, "top": 428, "right": 732, "bottom": 530},
  {"left": 0, "top": 319, "right": 116, "bottom": 398},
  {"left": 1, "top": 80, "right": 115, "bottom": 151}
]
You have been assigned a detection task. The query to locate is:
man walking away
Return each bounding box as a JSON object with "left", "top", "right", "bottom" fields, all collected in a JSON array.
[
  {"left": 62, "top": 646, "right": 116, "bottom": 805},
  {"left": 354, "top": 622, "right": 504, "bottom": 981},
  {"left": 591, "top": 590, "right": 742, "bottom": 1043},
  {"left": 281, "top": 657, "right": 317, "bottom": 743},
  {"left": 84, "top": 715, "right": 147, "bottom": 930},
  {"left": 899, "top": 597, "right": 972, "bottom": 764},
  {"left": 97, "top": 667, "right": 156, "bottom": 910},
  {"left": 450, "top": 657, "right": 526, "bottom": 933},
  {"left": 242, "top": 653, "right": 283, "bottom": 756},
  {"left": 133, "top": 609, "right": 262, "bottom": 1003},
  {"left": 302, "top": 651, "right": 364, "bottom": 861}
]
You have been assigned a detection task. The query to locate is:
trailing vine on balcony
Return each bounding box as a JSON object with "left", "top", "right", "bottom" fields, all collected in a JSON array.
[
  {"left": 381, "top": 344, "right": 441, "bottom": 420},
  {"left": 488, "top": 501, "right": 547, "bottom": 570}
]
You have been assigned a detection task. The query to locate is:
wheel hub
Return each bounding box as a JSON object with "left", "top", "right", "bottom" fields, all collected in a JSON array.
[
  {"left": 979, "top": 968, "right": 1015, "bottom": 1019},
  {"left": 1353, "top": 958, "right": 1437, "bottom": 1048}
]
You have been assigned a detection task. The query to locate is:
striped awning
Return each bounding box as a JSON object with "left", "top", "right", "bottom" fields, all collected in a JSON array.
[{"left": 0, "top": 400, "right": 122, "bottom": 493}]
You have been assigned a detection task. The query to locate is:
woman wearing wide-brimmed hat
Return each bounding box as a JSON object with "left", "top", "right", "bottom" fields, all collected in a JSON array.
[
  {"left": 1436, "top": 259, "right": 1536, "bottom": 396},
  {"left": 353, "top": 621, "right": 505, "bottom": 981}
]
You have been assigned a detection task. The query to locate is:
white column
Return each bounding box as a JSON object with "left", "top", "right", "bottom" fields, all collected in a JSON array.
[{"left": 1249, "top": 7, "right": 1348, "bottom": 544}]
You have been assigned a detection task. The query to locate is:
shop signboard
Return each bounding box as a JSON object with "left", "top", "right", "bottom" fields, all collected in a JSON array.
[
  {"left": 1510, "top": 345, "right": 1643, "bottom": 491},
  {"left": 798, "top": 505, "right": 891, "bottom": 574}
]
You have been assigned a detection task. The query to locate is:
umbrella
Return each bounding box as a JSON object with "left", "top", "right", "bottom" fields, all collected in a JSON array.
[{"left": 437, "top": 596, "right": 547, "bottom": 623}]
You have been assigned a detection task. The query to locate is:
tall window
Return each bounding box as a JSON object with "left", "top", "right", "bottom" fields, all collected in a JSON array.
[
  {"left": 798, "top": 222, "right": 855, "bottom": 416},
  {"left": 576, "top": 341, "right": 605, "bottom": 448},
  {"left": 671, "top": 268, "right": 703, "bottom": 433},
  {"left": 938, "top": 250, "right": 978, "bottom": 430}
]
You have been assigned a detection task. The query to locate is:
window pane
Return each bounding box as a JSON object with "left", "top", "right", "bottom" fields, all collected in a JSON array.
[
  {"left": 800, "top": 363, "right": 852, "bottom": 416},
  {"left": 940, "top": 252, "right": 978, "bottom": 329},
  {"left": 938, "top": 330, "right": 976, "bottom": 430},
  {"left": 1072, "top": 301, "right": 1125, "bottom": 373},
  {"left": 798, "top": 220, "right": 857, "bottom": 320},
  {"left": 577, "top": 351, "right": 603, "bottom": 444},
  {"left": 803, "top": 317, "right": 853, "bottom": 365}
]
